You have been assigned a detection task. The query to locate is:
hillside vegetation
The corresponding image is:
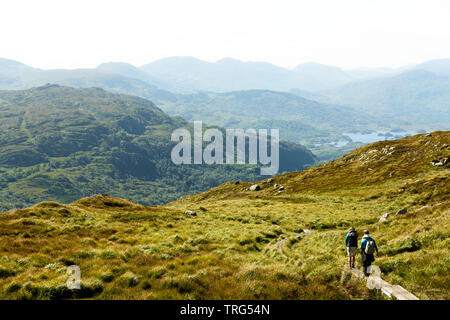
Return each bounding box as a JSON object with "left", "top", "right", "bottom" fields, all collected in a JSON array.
[
  {"left": 0, "top": 132, "right": 448, "bottom": 299},
  {"left": 0, "top": 85, "right": 317, "bottom": 211}
]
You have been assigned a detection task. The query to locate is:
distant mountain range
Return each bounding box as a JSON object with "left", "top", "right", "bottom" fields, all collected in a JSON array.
[
  {"left": 1, "top": 56, "right": 449, "bottom": 152},
  {"left": 3, "top": 56, "right": 450, "bottom": 92},
  {"left": 320, "top": 69, "right": 450, "bottom": 125}
]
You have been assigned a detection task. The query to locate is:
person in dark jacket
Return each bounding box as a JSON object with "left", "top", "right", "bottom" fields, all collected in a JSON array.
[
  {"left": 345, "top": 227, "right": 358, "bottom": 268},
  {"left": 360, "top": 230, "right": 379, "bottom": 276}
]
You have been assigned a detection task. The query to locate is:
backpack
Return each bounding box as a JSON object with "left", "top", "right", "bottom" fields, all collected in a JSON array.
[
  {"left": 365, "top": 238, "right": 376, "bottom": 254},
  {"left": 348, "top": 230, "right": 358, "bottom": 247}
]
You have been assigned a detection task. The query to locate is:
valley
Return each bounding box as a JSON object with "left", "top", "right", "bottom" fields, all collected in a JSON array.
[{"left": 1, "top": 57, "right": 449, "bottom": 162}]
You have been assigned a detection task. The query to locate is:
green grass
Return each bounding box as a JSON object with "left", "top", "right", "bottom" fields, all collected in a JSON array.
[{"left": 0, "top": 131, "right": 448, "bottom": 299}]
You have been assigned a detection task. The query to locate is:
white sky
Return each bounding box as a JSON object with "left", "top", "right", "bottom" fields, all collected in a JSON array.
[{"left": 1, "top": 0, "right": 450, "bottom": 70}]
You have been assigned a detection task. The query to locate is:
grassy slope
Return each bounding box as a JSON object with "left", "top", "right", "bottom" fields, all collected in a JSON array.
[
  {"left": 0, "top": 132, "right": 448, "bottom": 299},
  {"left": 0, "top": 85, "right": 317, "bottom": 211}
]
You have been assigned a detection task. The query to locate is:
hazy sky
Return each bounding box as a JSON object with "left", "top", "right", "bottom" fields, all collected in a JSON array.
[{"left": 1, "top": 0, "right": 450, "bottom": 70}]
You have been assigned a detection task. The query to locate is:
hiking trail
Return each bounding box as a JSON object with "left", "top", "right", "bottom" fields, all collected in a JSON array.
[
  {"left": 272, "top": 230, "right": 419, "bottom": 300},
  {"left": 347, "top": 265, "right": 419, "bottom": 300}
]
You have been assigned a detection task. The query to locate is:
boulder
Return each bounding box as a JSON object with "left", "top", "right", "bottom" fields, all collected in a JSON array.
[
  {"left": 279, "top": 186, "right": 285, "bottom": 191},
  {"left": 235, "top": 181, "right": 240, "bottom": 185},
  {"left": 249, "top": 184, "right": 260, "bottom": 191},
  {"left": 273, "top": 184, "right": 279, "bottom": 188},
  {"left": 395, "top": 208, "right": 407, "bottom": 216},
  {"left": 267, "top": 178, "right": 274, "bottom": 183},
  {"left": 431, "top": 160, "right": 443, "bottom": 166},
  {"left": 431, "top": 158, "right": 448, "bottom": 166},
  {"left": 185, "top": 210, "right": 197, "bottom": 216},
  {"left": 379, "top": 213, "right": 389, "bottom": 223}
]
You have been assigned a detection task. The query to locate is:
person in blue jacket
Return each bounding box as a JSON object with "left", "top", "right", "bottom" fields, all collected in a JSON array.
[{"left": 360, "top": 230, "right": 379, "bottom": 276}]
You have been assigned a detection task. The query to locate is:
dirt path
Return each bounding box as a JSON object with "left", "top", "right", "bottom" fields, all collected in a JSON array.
[
  {"left": 273, "top": 229, "right": 419, "bottom": 300},
  {"left": 273, "top": 230, "right": 312, "bottom": 260}
]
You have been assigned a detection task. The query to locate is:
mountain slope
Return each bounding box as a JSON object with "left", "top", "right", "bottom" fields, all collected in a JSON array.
[
  {"left": 413, "top": 58, "right": 450, "bottom": 76},
  {"left": 145, "top": 90, "right": 378, "bottom": 149},
  {"left": 0, "top": 132, "right": 447, "bottom": 300},
  {"left": 170, "top": 131, "right": 449, "bottom": 299},
  {"left": 292, "top": 62, "right": 352, "bottom": 91},
  {"left": 0, "top": 85, "right": 317, "bottom": 211},
  {"left": 321, "top": 70, "right": 450, "bottom": 126},
  {"left": 0, "top": 58, "right": 35, "bottom": 76},
  {"left": 140, "top": 56, "right": 294, "bottom": 92},
  {"left": 96, "top": 62, "right": 170, "bottom": 89},
  {"left": 181, "top": 131, "right": 450, "bottom": 201}
]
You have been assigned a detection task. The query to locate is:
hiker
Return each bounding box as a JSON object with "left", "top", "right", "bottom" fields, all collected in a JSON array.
[
  {"left": 345, "top": 227, "right": 358, "bottom": 268},
  {"left": 360, "top": 230, "right": 379, "bottom": 276}
]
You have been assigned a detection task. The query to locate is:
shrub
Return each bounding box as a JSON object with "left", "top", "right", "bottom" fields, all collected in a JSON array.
[
  {"left": 238, "top": 238, "right": 254, "bottom": 246},
  {"left": 255, "top": 236, "right": 269, "bottom": 244},
  {"left": 99, "top": 272, "right": 114, "bottom": 283},
  {"left": 141, "top": 280, "right": 152, "bottom": 290},
  {"left": 388, "top": 238, "right": 422, "bottom": 255},
  {"left": 147, "top": 267, "right": 167, "bottom": 279},
  {"left": 24, "top": 281, "right": 103, "bottom": 299},
  {"left": 58, "top": 258, "right": 76, "bottom": 266},
  {"left": 0, "top": 267, "right": 16, "bottom": 278},
  {"left": 6, "top": 282, "right": 22, "bottom": 294},
  {"left": 379, "top": 259, "right": 410, "bottom": 273},
  {"left": 118, "top": 272, "right": 140, "bottom": 288},
  {"left": 98, "top": 250, "right": 117, "bottom": 259}
]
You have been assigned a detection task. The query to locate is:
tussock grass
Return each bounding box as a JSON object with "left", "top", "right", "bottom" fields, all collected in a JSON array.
[{"left": 1, "top": 133, "right": 449, "bottom": 299}]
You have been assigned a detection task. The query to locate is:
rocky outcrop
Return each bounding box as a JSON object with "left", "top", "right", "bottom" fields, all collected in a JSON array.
[{"left": 379, "top": 213, "right": 389, "bottom": 223}]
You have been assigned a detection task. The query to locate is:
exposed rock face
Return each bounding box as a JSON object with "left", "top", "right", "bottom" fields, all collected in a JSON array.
[
  {"left": 249, "top": 184, "right": 260, "bottom": 191},
  {"left": 395, "top": 208, "right": 407, "bottom": 216},
  {"left": 185, "top": 210, "right": 197, "bottom": 216}
]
